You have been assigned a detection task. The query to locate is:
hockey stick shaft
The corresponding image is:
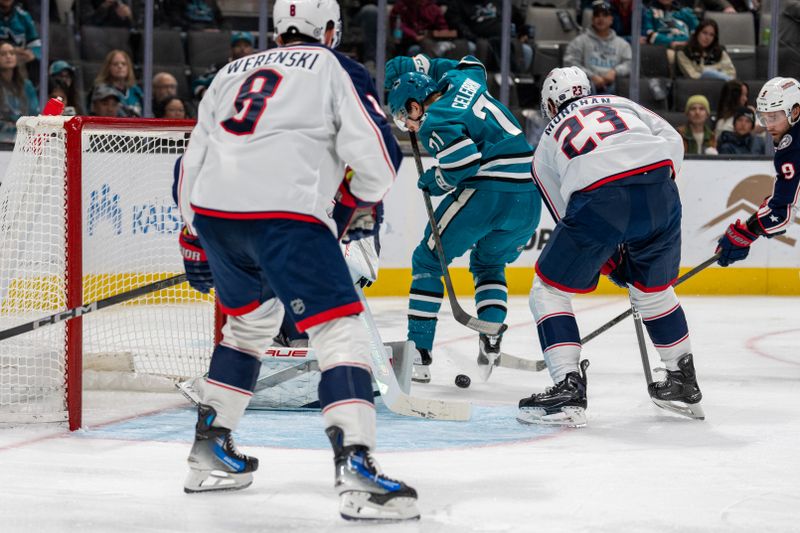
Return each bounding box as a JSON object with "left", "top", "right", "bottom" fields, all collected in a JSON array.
[
  {"left": 356, "top": 286, "right": 471, "bottom": 421},
  {"left": 629, "top": 297, "right": 653, "bottom": 385},
  {"left": 0, "top": 274, "right": 187, "bottom": 342},
  {"left": 408, "top": 132, "right": 506, "bottom": 337},
  {"left": 580, "top": 253, "right": 720, "bottom": 345}
]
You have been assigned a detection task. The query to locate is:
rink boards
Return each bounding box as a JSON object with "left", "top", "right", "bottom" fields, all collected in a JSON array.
[
  {"left": 370, "top": 157, "right": 800, "bottom": 296},
  {"left": 0, "top": 153, "right": 796, "bottom": 298}
]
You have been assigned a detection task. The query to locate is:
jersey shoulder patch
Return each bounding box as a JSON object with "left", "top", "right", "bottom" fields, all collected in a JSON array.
[{"left": 777, "top": 134, "right": 793, "bottom": 151}]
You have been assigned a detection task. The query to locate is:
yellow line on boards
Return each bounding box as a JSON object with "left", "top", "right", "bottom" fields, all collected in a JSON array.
[{"left": 363, "top": 267, "right": 800, "bottom": 296}]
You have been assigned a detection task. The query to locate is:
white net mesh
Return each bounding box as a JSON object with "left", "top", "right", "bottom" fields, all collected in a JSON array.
[{"left": 0, "top": 117, "right": 214, "bottom": 425}]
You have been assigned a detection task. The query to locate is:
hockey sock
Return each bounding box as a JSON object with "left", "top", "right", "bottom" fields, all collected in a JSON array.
[
  {"left": 530, "top": 276, "right": 581, "bottom": 382},
  {"left": 407, "top": 276, "right": 444, "bottom": 351},
  {"left": 474, "top": 276, "right": 508, "bottom": 324},
  {"left": 319, "top": 365, "right": 376, "bottom": 450},
  {"left": 630, "top": 286, "right": 691, "bottom": 371},
  {"left": 204, "top": 344, "right": 262, "bottom": 429}
]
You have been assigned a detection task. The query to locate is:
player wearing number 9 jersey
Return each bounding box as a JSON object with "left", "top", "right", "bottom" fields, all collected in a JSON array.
[
  {"left": 519, "top": 66, "right": 704, "bottom": 427},
  {"left": 385, "top": 55, "right": 542, "bottom": 383},
  {"left": 715, "top": 77, "right": 800, "bottom": 267},
  {"left": 177, "top": 0, "right": 419, "bottom": 522}
]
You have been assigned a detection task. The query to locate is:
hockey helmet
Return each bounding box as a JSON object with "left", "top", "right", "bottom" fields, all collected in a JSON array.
[
  {"left": 273, "top": 0, "right": 342, "bottom": 48},
  {"left": 540, "top": 66, "right": 592, "bottom": 121},
  {"left": 387, "top": 72, "right": 439, "bottom": 131},
  {"left": 756, "top": 77, "right": 800, "bottom": 127}
]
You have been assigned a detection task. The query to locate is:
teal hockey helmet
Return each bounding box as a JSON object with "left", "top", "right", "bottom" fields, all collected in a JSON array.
[{"left": 387, "top": 72, "right": 439, "bottom": 131}]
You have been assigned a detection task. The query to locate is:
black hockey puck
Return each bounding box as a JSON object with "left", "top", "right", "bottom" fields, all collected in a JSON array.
[{"left": 455, "top": 374, "right": 471, "bottom": 388}]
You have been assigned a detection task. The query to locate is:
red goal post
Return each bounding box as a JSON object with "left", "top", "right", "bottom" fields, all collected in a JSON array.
[{"left": 0, "top": 116, "right": 219, "bottom": 430}]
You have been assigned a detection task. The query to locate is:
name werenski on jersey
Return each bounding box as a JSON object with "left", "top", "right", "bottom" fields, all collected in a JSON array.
[
  {"left": 544, "top": 96, "right": 614, "bottom": 135},
  {"left": 226, "top": 49, "right": 321, "bottom": 75},
  {"left": 452, "top": 78, "right": 481, "bottom": 109}
]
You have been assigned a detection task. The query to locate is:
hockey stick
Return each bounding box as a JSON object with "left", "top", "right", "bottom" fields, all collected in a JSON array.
[
  {"left": 629, "top": 297, "right": 653, "bottom": 385},
  {"left": 629, "top": 296, "right": 705, "bottom": 420},
  {"left": 357, "top": 286, "right": 472, "bottom": 421},
  {"left": 408, "top": 132, "right": 506, "bottom": 337},
  {"left": 476, "top": 254, "right": 721, "bottom": 375},
  {"left": 580, "top": 253, "right": 720, "bottom": 345},
  {"left": 497, "top": 353, "right": 547, "bottom": 372},
  {"left": 0, "top": 274, "right": 187, "bottom": 341}
]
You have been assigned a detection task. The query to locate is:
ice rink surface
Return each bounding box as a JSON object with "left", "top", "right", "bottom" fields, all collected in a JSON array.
[{"left": 1, "top": 295, "right": 798, "bottom": 532}]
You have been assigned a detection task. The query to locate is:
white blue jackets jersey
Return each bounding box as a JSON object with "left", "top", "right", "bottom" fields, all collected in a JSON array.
[
  {"left": 179, "top": 43, "right": 401, "bottom": 235},
  {"left": 755, "top": 121, "right": 800, "bottom": 235},
  {"left": 532, "top": 95, "right": 683, "bottom": 219},
  {"left": 412, "top": 56, "right": 534, "bottom": 192}
]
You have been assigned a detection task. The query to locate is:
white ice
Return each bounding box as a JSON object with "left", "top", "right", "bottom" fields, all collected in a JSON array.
[{"left": 1, "top": 295, "right": 799, "bottom": 532}]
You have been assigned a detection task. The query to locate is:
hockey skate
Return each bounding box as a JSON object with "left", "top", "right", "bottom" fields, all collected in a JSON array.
[
  {"left": 411, "top": 347, "right": 432, "bottom": 384},
  {"left": 517, "top": 360, "right": 590, "bottom": 427},
  {"left": 326, "top": 427, "right": 419, "bottom": 521},
  {"left": 477, "top": 334, "right": 502, "bottom": 382},
  {"left": 648, "top": 354, "right": 705, "bottom": 420},
  {"left": 184, "top": 404, "right": 259, "bottom": 493}
]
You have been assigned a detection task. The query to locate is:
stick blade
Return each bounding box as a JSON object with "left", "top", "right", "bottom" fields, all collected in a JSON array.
[
  {"left": 384, "top": 393, "right": 472, "bottom": 421},
  {"left": 459, "top": 312, "right": 507, "bottom": 336},
  {"left": 497, "top": 353, "right": 547, "bottom": 372}
]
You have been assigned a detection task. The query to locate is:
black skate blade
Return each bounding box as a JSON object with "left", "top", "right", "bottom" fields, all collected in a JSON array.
[
  {"left": 341, "top": 513, "right": 421, "bottom": 523},
  {"left": 650, "top": 398, "right": 705, "bottom": 420}
]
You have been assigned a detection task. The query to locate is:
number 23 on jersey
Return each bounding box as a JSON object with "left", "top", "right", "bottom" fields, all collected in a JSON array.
[{"left": 554, "top": 105, "right": 628, "bottom": 159}]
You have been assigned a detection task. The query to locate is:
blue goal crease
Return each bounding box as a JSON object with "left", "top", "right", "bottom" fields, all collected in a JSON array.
[{"left": 76, "top": 404, "right": 560, "bottom": 451}]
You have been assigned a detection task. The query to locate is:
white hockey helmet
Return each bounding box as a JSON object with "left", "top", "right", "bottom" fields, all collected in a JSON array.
[
  {"left": 540, "top": 67, "right": 592, "bottom": 120},
  {"left": 756, "top": 76, "right": 800, "bottom": 126},
  {"left": 273, "top": 0, "right": 342, "bottom": 49}
]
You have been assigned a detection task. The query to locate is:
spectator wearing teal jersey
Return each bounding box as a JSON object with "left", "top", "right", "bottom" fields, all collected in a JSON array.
[
  {"left": 642, "top": 0, "right": 698, "bottom": 49},
  {"left": 0, "top": 40, "right": 39, "bottom": 143},
  {"left": 386, "top": 55, "right": 542, "bottom": 383},
  {"left": 0, "top": 0, "right": 40, "bottom": 64}
]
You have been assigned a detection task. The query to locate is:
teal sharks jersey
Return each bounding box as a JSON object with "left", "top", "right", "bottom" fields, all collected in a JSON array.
[{"left": 417, "top": 56, "right": 535, "bottom": 192}]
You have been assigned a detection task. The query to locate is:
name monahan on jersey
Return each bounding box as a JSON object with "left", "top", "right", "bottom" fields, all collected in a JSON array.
[
  {"left": 533, "top": 95, "right": 684, "bottom": 218},
  {"left": 178, "top": 43, "right": 401, "bottom": 234}
]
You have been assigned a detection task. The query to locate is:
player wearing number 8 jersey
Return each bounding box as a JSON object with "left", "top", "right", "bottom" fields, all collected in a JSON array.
[
  {"left": 519, "top": 66, "right": 704, "bottom": 427},
  {"left": 385, "top": 55, "right": 542, "bottom": 383},
  {"left": 177, "top": 0, "right": 419, "bottom": 521}
]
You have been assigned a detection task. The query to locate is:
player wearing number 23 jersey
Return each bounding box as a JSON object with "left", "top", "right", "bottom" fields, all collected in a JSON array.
[{"left": 519, "top": 67, "right": 704, "bottom": 427}]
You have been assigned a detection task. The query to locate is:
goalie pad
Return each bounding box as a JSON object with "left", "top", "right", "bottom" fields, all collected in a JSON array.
[
  {"left": 248, "top": 341, "right": 414, "bottom": 410},
  {"left": 179, "top": 343, "right": 414, "bottom": 410}
]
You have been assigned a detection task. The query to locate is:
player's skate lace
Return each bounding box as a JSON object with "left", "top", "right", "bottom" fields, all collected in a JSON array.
[
  {"left": 184, "top": 404, "right": 258, "bottom": 493},
  {"left": 326, "top": 426, "right": 419, "bottom": 520}
]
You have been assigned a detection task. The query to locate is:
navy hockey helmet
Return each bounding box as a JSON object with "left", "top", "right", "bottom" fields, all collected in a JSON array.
[{"left": 387, "top": 72, "right": 439, "bottom": 131}]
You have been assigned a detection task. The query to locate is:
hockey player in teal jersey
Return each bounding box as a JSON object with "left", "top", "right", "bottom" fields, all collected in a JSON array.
[{"left": 387, "top": 55, "right": 542, "bottom": 383}]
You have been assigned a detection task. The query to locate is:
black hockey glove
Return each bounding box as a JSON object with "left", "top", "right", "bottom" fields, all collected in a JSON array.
[
  {"left": 331, "top": 175, "right": 383, "bottom": 243},
  {"left": 600, "top": 247, "right": 629, "bottom": 288},
  {"left": 179, "top": 226, "right": 214, "bottom": 294}
]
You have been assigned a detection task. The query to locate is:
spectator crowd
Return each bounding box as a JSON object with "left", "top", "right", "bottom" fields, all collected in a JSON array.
[{"left": 0, "top": 0, "right": 797, "bottom": 156}]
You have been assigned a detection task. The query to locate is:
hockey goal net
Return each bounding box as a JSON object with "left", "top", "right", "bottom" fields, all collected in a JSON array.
[{"left": 0, "top": 116, "right": 215, "bottom": 430}]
